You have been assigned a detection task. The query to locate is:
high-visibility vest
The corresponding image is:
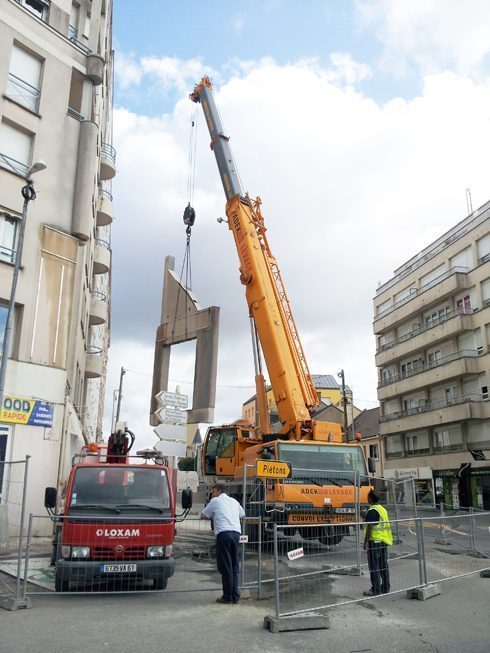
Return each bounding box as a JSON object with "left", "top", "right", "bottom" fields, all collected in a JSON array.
[{"left": 367, "top": 504, "right": 393, "bottom": 545}]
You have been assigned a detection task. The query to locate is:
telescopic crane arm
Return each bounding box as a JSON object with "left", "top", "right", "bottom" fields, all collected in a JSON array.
[{"left": 191, "top": 77, "right": 324, "bottom": 440}]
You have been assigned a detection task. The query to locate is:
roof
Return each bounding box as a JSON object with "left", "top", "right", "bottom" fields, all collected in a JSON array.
[
  {"left": 243, "top": 374, "right": 352, "bottom": 405},
  {"left": 353, "top": 407, "right": 380, "bottom": 439}
]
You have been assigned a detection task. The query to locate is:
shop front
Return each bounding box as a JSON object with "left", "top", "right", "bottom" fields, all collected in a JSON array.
[
  {"left": 433, "top": 466, "right": 490, "bottom": 510},
  {"left": 384, "top": 466, "right": 434, "bottom": 506}
]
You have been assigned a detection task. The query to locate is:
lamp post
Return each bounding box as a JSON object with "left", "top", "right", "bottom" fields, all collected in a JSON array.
[{"left": 0, "top": 160, "right": 47, "bottom": 414}]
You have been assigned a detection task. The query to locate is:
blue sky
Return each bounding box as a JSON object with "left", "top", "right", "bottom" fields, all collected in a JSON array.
[
  {"left": 113, "top": 0, "right": 421, "bottom": 114},
  {"left": 108, "top": 1, "right": 490, "bottom": 447}
]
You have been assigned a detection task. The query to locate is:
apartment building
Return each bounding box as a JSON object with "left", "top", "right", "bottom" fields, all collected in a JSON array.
[
  {"left": 373, "top": 201, "right": 490, "bottom": 510},
  {"left": 0, "top": 0, "right": 114, "bottom": 526},
  {"left": 242, "top": 374, "right": 360, "bottom": 430}
]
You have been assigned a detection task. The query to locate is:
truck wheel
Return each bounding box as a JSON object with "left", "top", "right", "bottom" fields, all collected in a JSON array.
[
  {"left": 153, "top": 577, "right": 168, "bottom": 590},
  {"left": 55, "top": 572, "right": 70, "bottom": 592}
]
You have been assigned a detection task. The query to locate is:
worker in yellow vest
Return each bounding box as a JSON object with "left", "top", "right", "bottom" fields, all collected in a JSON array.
[{"left": 363, "top": 489, "right": 393, "bottom": 596}]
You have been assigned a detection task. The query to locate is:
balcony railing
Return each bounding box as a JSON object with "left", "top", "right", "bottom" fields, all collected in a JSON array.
[
  {"left": 376, "top": 306, "right": 475, "bottom": 353},
  {"left": 378, "top": 349, "right": 481, "bottom": 388},
  {"left": 67, "top": 107, "right": 86, "bottom": 121},
  {"left": 95, "top": 238, "right": 110, "bottom": 250},
  {"left": 101, "top": 143, "right": 116, "bottom": 163},
  {"left": 374, "top": 266, "right": 469, "bottom": 322},
  {"left": 0, "top": 152, "right": 29, "bottom": 176},
  {"left": 99, "top": 188, "right": 113, "bottom": 202},
  {"left": 0, "top": 244, "right": 16, "bottom": 264},
  {"left": 380, "top": 393, "right": 487, "bottom": 423},
  {"left": 6, "top": 73, "right": 40, "bottom": 113},
  {"left": 91, "top": 290, "right": 107, "bottom": 302}
]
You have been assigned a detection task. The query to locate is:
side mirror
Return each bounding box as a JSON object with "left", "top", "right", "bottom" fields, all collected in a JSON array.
[
  {"left": 44, "top": 487, "right": 57, "bottom": 510},
  {"left": 368, "top": 457, "right": 376, "bottom": 474},
  {"left": 181, "top": 488, "right": 193, "bottom": 510}
]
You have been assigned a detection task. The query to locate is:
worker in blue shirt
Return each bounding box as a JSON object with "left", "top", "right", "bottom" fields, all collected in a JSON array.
[{"left": 201, "top": 483, "right": 245, "bottom": 604}]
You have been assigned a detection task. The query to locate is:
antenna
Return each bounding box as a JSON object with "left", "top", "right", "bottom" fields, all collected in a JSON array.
[{"left": 466, "top": 188, "right": 473, "bottom": 215}]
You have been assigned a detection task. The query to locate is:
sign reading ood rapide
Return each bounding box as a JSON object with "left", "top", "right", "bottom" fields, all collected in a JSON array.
[
  {"left": 256, "top": 460, "right": 292, "bottom": 479},
  {"left": 0, "top": 395, "right": 54, "bottom": 427}
]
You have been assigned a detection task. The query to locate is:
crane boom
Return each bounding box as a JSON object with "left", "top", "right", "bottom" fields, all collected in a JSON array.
[{"left": 191, "top": 77, "right": 319, "bottom": 437}]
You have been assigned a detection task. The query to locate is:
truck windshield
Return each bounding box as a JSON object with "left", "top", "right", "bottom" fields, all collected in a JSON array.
[
  {"left": 69, "top": 466, "right": 170, "bottom": 514},
  {"left": 277, "top": 443, "right": 367, "bottom": 484}
]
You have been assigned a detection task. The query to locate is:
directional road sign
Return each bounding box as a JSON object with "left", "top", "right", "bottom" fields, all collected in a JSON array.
[
  {"left": 156, "top": 406, "right": 188, "bottom": 424},
  {"left": 153, "top": 423, "right": 187, "bottom": 442},
  {"left": 156, "top": 391, "right": 188, "bottom": 410}
]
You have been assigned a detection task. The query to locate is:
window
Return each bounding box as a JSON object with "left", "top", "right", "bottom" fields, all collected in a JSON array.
[
  {"left": 477, "top": 234, "right": 490, "bottom": 262},
  {"left": 17, "top": 0, "right": 50, "bottom": 21},
  {"left": 369, "top": 444, "right": 378, "bottom": 460},
  {"left": 6, "top": 45, "right": 42, "bottom": 112},
  {"left": 69, "top": 2, "right": 79, "bottom": 39},
  {"left": 433, "top": 426, "right": 463, "bottom": 452},
  {"left": 0, "top": 213, "right": 19, "bottom": 263},
  {"left": 482, "top": 386, "right": 488, "bottom": 400},
  {"left": 456, "top": 295, "right": 471, "bottom": 313},
  {"left": 385, "top": 435, "right": 403, "bottom": 459},
  {"left": 68, "top": 68, "right": 85, "bottom": 118},
  {"left": 427, "top": 350, "right": 441, "bottom": 367},
  {"left": 0, "top": 303, "right": 8, "bottom": 353},
  {"left": 0, "top": 122, "right": 32, "bottom": 175},
  {"left": 405, "top": 430, "right": 430, "bottom": 456},
  {"left": 83, "top": 11, "right": 91, "bottom": 38}
]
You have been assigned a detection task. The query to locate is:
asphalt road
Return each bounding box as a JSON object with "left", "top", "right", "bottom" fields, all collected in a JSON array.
[{"left": 1, "top": 570, "right": 490, "bottom": 652}]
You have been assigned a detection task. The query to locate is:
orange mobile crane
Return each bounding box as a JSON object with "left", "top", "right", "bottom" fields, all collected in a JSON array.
[{"left": 191, "top": 77, "right": 374, "bottom": 544}]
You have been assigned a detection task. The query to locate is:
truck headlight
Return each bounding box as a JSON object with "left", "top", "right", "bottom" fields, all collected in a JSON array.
[
  {"left": 147, "top": 545, "right": 164, "bottom": 558},
  {"left": 71, "top": 546, "right": 90, "bottom": 558}
]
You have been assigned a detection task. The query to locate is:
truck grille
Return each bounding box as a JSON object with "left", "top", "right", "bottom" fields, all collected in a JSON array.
[{"left": 92, "top": 546, "right": 147, "bottom": 560}]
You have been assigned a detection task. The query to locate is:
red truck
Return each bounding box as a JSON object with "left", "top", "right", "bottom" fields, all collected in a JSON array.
[{"left": 44, "top": 425, "right": 192, "bottom": 592}]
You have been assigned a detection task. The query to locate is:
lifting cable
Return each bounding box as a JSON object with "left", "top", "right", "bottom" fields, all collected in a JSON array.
[{"left": 171, "top": 105, "right": 198, "bottom": 340}]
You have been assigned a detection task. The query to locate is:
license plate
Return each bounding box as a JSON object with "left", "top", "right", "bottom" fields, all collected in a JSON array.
[
  {"left": 288, "top": 514, "right": 326, "bottom": 525},
  {"left": 100, "top": 563, "right": 137, "bottom": 573}
]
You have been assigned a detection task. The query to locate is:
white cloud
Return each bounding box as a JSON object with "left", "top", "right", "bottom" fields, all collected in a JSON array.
[
  {"left": 356, "top": 0, "right": 490, "bottom": 76},
  {"left": 109, "top": 58, "right": 490, "bottom": 440}
]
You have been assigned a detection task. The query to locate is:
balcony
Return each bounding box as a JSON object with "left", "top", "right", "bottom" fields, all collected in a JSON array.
[
  {"left": 96, "top": 189, "right": 113, "bottom": 226},
  {"left": 375, "top": 308, "right": 476, "bottom": 366},
  {"left": 85, "top": 345, "right": 103, "bottom": 379},
  {"left": 378, "top": 349, "right": 482, "bottom": 400},
  {"left": 100, "top": 143, "right": 116, "bottom": 180},
  {"left": 373, "top": 267, "right": 469, "bottom": 333},
  {"left": 88, "top": 290, "right": 107, "bottom": 326},
  {"left": 86, "top": 54, "right": 105, "bottom": 86},
  {"left": 379, "top": 394, "right": 490, "bottom": 435},
  {"left": 93, "top": 238, "right": 110, "bottom": 275}
]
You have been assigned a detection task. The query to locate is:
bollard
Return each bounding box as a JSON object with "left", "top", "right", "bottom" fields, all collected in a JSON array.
[{"left": 469, "top": 507, "right": 476, "bottom": 552}]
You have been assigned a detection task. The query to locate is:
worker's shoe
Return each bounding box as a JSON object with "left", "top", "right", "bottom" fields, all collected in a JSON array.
[
  {"left": 363, "top": 589, "right": 378, "bottom": 597},
  {"left": 216, "top": 597, "right": 232, "bottom": 604}
]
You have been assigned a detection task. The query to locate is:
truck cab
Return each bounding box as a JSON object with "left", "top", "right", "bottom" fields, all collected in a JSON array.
[{"left": 46, "top": 443, "right": 191, "bottom": 592}]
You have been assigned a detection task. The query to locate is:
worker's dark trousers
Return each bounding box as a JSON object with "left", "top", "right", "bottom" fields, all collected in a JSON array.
[
  {"left": 216, "top": 531, "right": 240, "bottom": 603},
  {"left": 367, "top": 542, "right": 390, "bottom": 594}
]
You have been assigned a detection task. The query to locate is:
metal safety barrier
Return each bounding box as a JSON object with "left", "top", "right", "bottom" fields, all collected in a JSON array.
[{"left": 0, "top": 456, "right": 30, "bottom": 610}]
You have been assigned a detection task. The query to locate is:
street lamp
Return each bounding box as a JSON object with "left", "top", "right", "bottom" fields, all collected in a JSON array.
[{"left": 0, "top": 160, "right": 47, "bottom": 413}]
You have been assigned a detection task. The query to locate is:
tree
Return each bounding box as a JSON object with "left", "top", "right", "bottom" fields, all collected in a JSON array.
[{"left": 178, "top": 456, "right": 196, "bottom": 471}]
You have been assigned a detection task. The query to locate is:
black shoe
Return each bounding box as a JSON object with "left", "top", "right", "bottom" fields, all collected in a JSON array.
[
  {"left": 232, "top": 600, "right": 240, "bottom": 605},
  {"left": 216, "top": 597, "right": 232, "bottom": 604}
]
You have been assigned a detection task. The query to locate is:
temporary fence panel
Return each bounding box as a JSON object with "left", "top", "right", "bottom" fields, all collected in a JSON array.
[
  {"left": 422, "top": 511, "right": 490, "bottom": 584},
  {"left": 271, "top": 517, "right": 423, "bottom": 618},
  {"left": 0, "top": 457, "right": 30, "bottom": 610}
]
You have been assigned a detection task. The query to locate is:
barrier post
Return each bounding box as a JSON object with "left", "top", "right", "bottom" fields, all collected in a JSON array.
[
  {"left": 273, "top": 523, "right": 280, "bottom": 619},
  {"left": 257, "top": 515, "right": 262, "bottom": 599}
]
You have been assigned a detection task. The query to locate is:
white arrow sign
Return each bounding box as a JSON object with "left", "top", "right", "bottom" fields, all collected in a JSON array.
[
  {"left": 156, "top": 406, "right": 188, "bottom": 424},
  {"left": 158, "top": 441, "right": 187, "bottom": 458},
  {"left": 156, "top": 391, "right": 188, "bottom": 410},
  {"left": 153, "top": 423, "right": 187, "bottom": 442}
]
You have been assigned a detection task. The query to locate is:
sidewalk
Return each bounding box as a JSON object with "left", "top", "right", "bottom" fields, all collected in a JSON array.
[{"left": 1, "top": 574, "right": 489, "bottom": 652}]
